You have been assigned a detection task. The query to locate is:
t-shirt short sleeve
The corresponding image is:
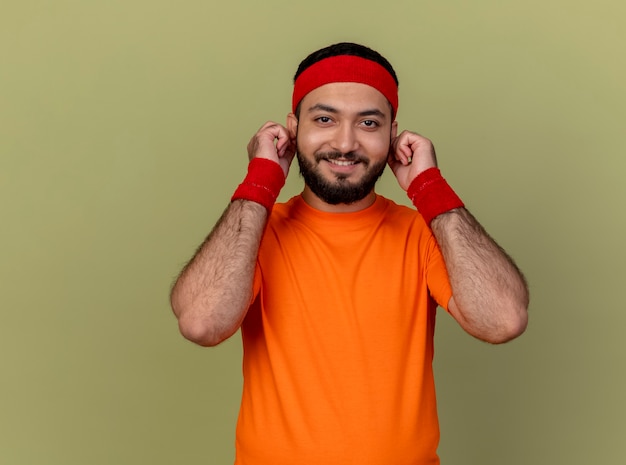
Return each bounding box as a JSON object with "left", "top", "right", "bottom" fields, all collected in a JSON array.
[
  {"left": 425, "top": 236, "right": 453, "bottom": 311},
  {"left": 250, "top": 261, "right": 262, "bottom": 307}
]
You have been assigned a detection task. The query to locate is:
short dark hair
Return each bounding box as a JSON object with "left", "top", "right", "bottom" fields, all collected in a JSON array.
[
  {"left": 294, "top": 42, "right": 399, "bottom": 85},
  {"left": 293, "top": 42, "right": 399, "bottom": 118}
]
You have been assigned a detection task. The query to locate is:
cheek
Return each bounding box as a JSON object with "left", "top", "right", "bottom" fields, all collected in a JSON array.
[
  {"left": 296, "top": 128, "right": 325, "bottom": 153},
  {"left": 365, "top": 134, "right": 392, "bottom": 158}
]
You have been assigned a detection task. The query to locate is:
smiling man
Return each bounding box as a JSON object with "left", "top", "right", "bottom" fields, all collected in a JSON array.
[
  {"left": 292, "top": 82, "right": 393, "bottom": 209},
  {"left": 170, "top": 42, "right": 529, "bottom": 464}
]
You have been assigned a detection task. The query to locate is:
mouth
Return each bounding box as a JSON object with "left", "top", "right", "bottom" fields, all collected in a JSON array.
[{"left": 327, "top": 159, "right": 360, "bottom": 167}]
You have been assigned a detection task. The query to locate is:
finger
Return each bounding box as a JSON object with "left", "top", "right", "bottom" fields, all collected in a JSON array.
[
  {"left": 248, "top": 122, "right": 290, "bottom": 160},
  {"left": 392, "top": 135, "right": 414, "bottom": 165},
  {"left": 387, "top": 152, "right": 403, "bottom": 175},
  {"left": 280, "top": 137, "right": 297, "bottom": 161},
  {"left": 258, "top": 121, "right": 281, "bottom": 132},
  {"left": 274, "top": 128, "right": 294, "bottom": 158}
]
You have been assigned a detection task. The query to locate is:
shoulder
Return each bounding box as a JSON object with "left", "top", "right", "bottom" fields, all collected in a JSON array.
[
  {"left": 375, "top": 196, "right": 440, "bottom": 250},
  {"left": 268, "top": 196, "right": 303, "bottom": 223},
  {"left": 377, "top": 195, "right": 427, "bottom": 226}
]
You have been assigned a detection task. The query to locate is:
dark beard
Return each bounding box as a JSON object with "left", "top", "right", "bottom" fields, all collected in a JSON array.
[{"left": 297, "top": 149, "right": 387, "bottom": 205}]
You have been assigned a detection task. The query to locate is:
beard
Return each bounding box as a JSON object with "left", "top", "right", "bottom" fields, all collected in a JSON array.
[{"left": 297, "top": 148, "right": 387, "bottom": 205}]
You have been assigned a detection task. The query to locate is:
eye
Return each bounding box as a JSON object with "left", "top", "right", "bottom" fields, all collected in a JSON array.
[
  {"left": 361, "top": 120, "right": 379, "bottom": 128},
  {"left": 315, "top": 116, "right": 332, "bottom": 124}
]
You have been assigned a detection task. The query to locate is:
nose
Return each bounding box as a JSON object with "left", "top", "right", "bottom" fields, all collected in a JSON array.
[{"left": 330, "top": 124, "right": 359, "bottom": 154}]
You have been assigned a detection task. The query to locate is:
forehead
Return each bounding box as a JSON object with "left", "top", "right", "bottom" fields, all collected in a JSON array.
[{"left": 300, "top": 82, "right": 391, "bottom": 116}]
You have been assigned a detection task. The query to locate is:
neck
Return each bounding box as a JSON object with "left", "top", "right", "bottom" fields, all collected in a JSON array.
[{"left": 301, "top": 186, "right": 377, "bottom": 213}]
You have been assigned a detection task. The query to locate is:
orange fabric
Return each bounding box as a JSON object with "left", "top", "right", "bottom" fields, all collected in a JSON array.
[{"left": 235, "top": 195, "right": 452, "bottom": 465}]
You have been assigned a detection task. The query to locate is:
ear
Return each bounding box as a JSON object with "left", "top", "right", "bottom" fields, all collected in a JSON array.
[
  {"left": 391, "top": 120, "right": 398, "bottom": 140},
  {"left": 287, "top": 112, "right": 298, "bottom": 139}
]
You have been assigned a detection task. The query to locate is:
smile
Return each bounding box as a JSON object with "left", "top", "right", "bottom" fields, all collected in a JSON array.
[{"left": 328, "top": 159, "right": 359, "bottom": 166}]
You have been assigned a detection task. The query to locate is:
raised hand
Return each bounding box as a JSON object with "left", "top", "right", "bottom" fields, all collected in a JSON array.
[
  {"left": 387, "top": 130, "right": 438, "bottom": 191},
  {"left": 247, "top": 121, "right": 297, "bottom": 178}
]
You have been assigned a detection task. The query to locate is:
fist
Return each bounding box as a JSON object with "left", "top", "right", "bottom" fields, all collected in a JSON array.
[
  {"left": 387, "top": 130, "right": 438, "bottom": 191},
  {"left": 247, "top": 121, "right": 297, "bottom": 178}
]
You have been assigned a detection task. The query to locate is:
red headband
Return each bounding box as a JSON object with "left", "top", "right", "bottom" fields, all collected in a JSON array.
[{"left": 292, "top": 55, "right": 398, "bottom": 117}]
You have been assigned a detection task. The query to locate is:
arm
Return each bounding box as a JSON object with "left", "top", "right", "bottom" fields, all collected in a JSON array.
[
  {"left": 170, "top": 122, "right": 296, "bottom": 347},
  {"left": 431, "top": 208, "right": 529, "bottom": 343},
  {"left": 388, "top": 131, "right": 529, "bottom": 344},
  {"left": 171, "top": 200, "right": 268, "bottom": 347}
]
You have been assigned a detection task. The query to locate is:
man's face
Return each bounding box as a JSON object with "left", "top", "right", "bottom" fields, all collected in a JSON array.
[{"left": 288, "top": 82, "right": 397, "bottom": 206}]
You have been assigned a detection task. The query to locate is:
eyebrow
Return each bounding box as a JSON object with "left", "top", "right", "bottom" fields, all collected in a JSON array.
[
  {"left": 307, "top": 103, "right": 339, "bottom": 114},
  {"left": 306, "top": 103, "right": 388, "bottom": 120}
]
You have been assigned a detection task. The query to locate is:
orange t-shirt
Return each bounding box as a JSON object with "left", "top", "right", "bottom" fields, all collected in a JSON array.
[{"left": 235, "top": 195, "right": 452, "bottom": 465}]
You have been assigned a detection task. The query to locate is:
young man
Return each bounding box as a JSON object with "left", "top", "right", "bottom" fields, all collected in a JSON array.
[{"left": 170, "top": 42, "right": 529, "bottom": 464}]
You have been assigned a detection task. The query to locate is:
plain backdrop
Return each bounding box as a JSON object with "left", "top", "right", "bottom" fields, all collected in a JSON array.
[{"left": 1, "top": 1, "right": 625, "bottom": 464}]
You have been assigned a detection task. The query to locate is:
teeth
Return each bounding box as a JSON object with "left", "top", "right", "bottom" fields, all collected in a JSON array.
[{"left": 329, "top": 159, "right": 357, "bottom": 166}]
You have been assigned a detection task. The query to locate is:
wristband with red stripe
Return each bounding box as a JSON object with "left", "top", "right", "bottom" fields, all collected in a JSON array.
[
  {"left": 231, "top": 158, "right": 285, "bottom": 211},
  {"left": 407, "top": 167, "right": 465, "bottom": 226}
]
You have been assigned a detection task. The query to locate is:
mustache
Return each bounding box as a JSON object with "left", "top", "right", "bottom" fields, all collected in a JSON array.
[{"left": 313, "top": 151, "right": 367, "bottom": 163}]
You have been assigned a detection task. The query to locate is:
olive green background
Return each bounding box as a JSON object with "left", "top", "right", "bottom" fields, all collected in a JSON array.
[{"left": 1, "top": 1, "right": 624, "bottom": 464}]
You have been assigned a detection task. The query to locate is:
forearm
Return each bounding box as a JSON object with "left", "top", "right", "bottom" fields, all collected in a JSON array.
[
  {"left": 170, "top": 199, "right": 267, "bottom": 346},
  {"left": 431, "top": 208, "right": 529, "bottom": 343},
  {"left": 389, "top": 133, "right": 528, "bottom": 343}
]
